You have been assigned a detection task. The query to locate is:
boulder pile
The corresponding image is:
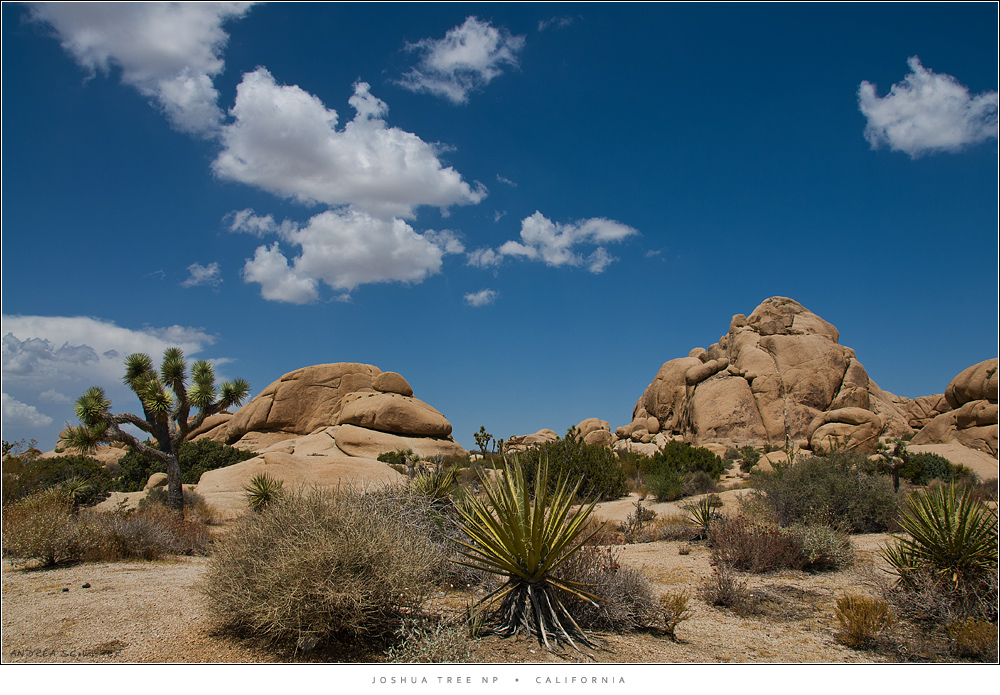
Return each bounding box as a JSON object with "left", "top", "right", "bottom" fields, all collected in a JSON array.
[
  {"left": 911, "top": 359, "right": 998, "bottom": 455},
  {"left": 619, "top": 297, "right": 911, "bottom": 453}
]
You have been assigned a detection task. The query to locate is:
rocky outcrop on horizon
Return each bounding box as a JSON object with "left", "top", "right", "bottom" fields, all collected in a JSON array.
[
  {"left": 911, "top": 359, "right": 998, "bottom": 455},
  {"left": 620, "top": 297, "right": 913, "bottom": 453}
]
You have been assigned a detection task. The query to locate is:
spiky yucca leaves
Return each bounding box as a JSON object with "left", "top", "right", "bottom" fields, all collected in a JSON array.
[
  {"left": 452, "top": 457, "right": 603, "bottom": 652},
  {"left": 244, "top": 473, "right": 284, "bottom": 513},
  {"left": 881, "top": 484, "right": 998, "bottom": 594},
  {"left": 60, "top": 347, "right": 251, "bottom": 514}
]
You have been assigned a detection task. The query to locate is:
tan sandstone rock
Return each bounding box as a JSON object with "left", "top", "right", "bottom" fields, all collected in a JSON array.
[
  {"left": 336, "top": 392, "right": 452, "bottom": 438},
  {"left": 628, "top": 297, "right": 912, "bottom": 452},
  {"left": 328, "top": 424, "right": 466, "bottom": 460},
  {"left": 911, "top": 359, "right": 998, "bottom": 455}
]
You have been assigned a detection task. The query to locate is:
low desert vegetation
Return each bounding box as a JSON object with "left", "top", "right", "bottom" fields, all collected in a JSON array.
[
  {"left": 516, "top": 430, "right": 629, "bottom": 502},
  {"left": 116, "top": 438, "right": 257, "bottom": 492},
  {"left": 203, "top": 485, "right": 449, "bottom": 651},
  {"left": 2, "top": 441, "right": 113, "bottom": 508},
  {"left": 749, "top": 450, "right": 899, "bottom": 533},
  {"left": 638, "top": 441, "right": 726, "bottom": 502},
  {"left": 2, "top": 487, "right": 212, "bottom": 567}
]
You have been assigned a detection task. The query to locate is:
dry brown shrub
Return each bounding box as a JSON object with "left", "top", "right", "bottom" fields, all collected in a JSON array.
[
  {"left": 659, "top": 591, "right": 693, "bottom": 640},
  {"left": 1, "top": 489, "right": 77, "bottom": 566},
  {"left": 699, "top": 563, "right": 760, "bottom": 615},
  {"left": 203, "top": 485, "right": 447, "bottom": 650},
  {"left": 834, "top": 593, "right": 896, "bottom": 649},
  {"left": 554, "top": 544, "right": 659, "bottom": 632},
  {"left": 947, "top": 618, "right": 998, "bottom": 661},
  {"left": 709, "top": 516, "right": 804, "bottom": 573},
  {"left": 76, "top": 505, "right": 210, "bottom": 561}
]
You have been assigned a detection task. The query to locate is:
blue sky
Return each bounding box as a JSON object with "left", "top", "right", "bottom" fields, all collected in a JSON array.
[{"left": 2, "top": 2, "right": 998, "bottom": 452}]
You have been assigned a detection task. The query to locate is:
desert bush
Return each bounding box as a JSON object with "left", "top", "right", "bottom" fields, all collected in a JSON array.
[
  {"left": 947, "top": 617, "right": 998, "bottom": 661},
  {"left": 204, "top": 485, "right": 446, "bottom": 649},
  {"left": 76, "top": 505, "right": 210, "bottom": 561},
  {"left": 1, "top": 489, "right": 78, "bottom": 566},
  {"left": 140, "top": 485, "right": 218, "bottom": 525},
  {"left": 115, "top": 439, "right": 256, "bottom": 492},
  {"left": 699, "top": 563, "right": 759, "bottom": 615},
  {"left": 897, "top": 451, "right": 962, "bottom": 485},
  {"left": 682, "top": 497, "right": 719, "bottom": 540},
  {"left": 709, "top": 516, "right": 853, "bottom": 573},
  {"left": 834, "top": 594, "right": 896, "bottom": 649},
  {"left": 516, "top": 433, "right": 628, "bottom": 501},
  {"left": 411, "top": 465, "right": 458, "bottom": 507},
  {"left": 659, "top": 591, "right": 693, "bottom": 640},
  {"left": 797, "top": 523, "right": 855, "bottom": 571},
  {"left": 618, "top": 500, "right": 657, "bottom": 544},
  {"left": 554, "top": 544, "right": 659, "bottom": 632},
  {"left": 383, "top": 617, "right": 475, "bottom": 663},
  {"left": 640, "top": 441, "right": 725, "bottom": 502},
  {"left": 737, "top": 446, "right": 762, "bottom": 474},
  {"left": 2, "top": 453, "right": 112, "bottom": 507},
  {"left": 751, "top": 451, "right": 899, "bottom": 533}
]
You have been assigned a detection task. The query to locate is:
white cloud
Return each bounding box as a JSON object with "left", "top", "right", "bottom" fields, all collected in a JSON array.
[
  {"left": 538, "top": 16, "right": 575, "bottom": 32},
  {"left": 464, "top": 289, "right": 499, "bottom": 307},
  {"left": 2, "top": 393, "right": 53, "bottom": 428},
  {"left": 29, "top": 2, "right": 253, "bottom": 137},
  {"left": 496, "top": 174, "right": 517, "bottom": 187},
  {"left": 242, "top": 243, "right": 320, "bottom": 305},
  {"left": 241, "top": 207, "right": 465, "bottom": 302},
  {"left": 213, "top": 70, "right": 486, "bottom": 219},
  {"left": 39, "top": 389, "right": 74, "bottom": 404},
  {"left": 2, "top": 316, "right": 217, "bottom": 389},
  {"left": 472, "top": 211, "right": 638, "bottom": 273},
  {"left": 399, "top": 17, "right": 525, "bottom": 104},
  {"left": 182, "top": 262, "right": 222, "bottom": 288},
  {"left": 858, "top": 56, "right": 999, "bottom": 158}
]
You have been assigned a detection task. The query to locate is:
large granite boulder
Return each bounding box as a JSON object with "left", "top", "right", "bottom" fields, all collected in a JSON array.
[
  {"left": 629, "top": 297, "right": 911, "bottom": 452},
  {"left": 912, "top": 359, "right": 998, "bottom": 455}
]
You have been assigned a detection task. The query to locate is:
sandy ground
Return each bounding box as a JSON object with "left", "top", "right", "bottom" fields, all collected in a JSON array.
[{"left": 2, "top": 530, "right": 899, "bottom": 666}]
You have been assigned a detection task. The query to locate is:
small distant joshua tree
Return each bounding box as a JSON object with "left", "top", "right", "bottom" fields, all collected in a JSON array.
[
  {"left": 61, "top": 347, "right": 250, "bottom": 515},
  {"left": 474, "top": 425, "right": 494, "bottom": 456}
]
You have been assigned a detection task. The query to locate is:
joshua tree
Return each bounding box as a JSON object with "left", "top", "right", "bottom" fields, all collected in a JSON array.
[
  {"left": 60, "top": 347, "right": 250, "bottom": 514},
  {"left": 474, "top": 425, "right": 494, "bottom": 457}
]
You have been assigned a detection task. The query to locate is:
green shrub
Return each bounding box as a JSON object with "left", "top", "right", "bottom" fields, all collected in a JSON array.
[
  {"left": 898, "top": 452, "right": 965, "bottom": 486},
  {"left": 659, "top": 591, "right": 694, "bottom": 640},
  {"left": 1, "top": 489, "right": 78, "bottom": 566},
  {"left": 203, "top": 485, "right": 447, "bottom": 649},
  {"left": 2, "top": 453, "right": 112, "bottom": 507},
  {"left": 640, "top": 441, "right": 726, "bottom": 502},
  {"left": 737, "top": 446, "right": 762, "bottom": 474},
  {"left": 516, "top": 430, "right": 628, "bottom": 501},
  {"left": 115, "top": 439, "right": 256, "bottom": 492},
  {"left": 751, "top": 451, "right": 899, "bottom": 533}
]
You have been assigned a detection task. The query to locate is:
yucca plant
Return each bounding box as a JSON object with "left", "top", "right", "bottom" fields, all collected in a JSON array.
[
  {"left": 682, "top": 496, "right": 717, "bottom": 539},
  {"left": 244, "top": 473, "right": 284, "bottom": 513},
  {"left": 452, "top": 457, "right": 603, "bottom": 652},
  {"left": 880, "top": 484, "right": 998, "bottom": 592},
  {"left": 411, "top": 465, "right": 458, "bottom": 506}
]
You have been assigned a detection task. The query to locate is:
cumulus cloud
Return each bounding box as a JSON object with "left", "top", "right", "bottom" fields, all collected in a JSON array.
[
  {"left": 464, "top": 289, "right": 499, "bottom": 307},
  {"left": 213, "top": 70, "right": 486, "bottom": 219},
  {"left": 1, "top": 316, "right": 223, "bottom": 440},
  {"left": 399, "top": 16, "right": 525, "bottom": 104},
  {"left": 29, "top": 2, "right": 253, "bottom": 137},
  {"left": 469, "top": 211, "right": 638, "bottom": 273},
  {"left": 2, "top": 393, "right": 54, "bottom": 428},
  {"left": 858, "top": 56, "right": 999, "bottom": 158},
  {"left": 182, "top": 262, "right": 222, "bottom": 288},
  {"left": 239, "top": 207, "right": 465, "bottom": 303}
]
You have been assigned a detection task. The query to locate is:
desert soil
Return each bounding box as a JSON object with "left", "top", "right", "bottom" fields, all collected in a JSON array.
[{"left": 2, "top": 528, "right": 895, "bottom": 665}]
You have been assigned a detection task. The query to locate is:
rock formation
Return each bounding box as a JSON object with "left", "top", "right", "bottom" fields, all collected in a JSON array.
[
  {"left": 186, "top": 362, "right": 464, "bottom": 514},
  {"left": 624, "top": 297, "right": 912, "bottom": 453},
  {"left": 911, "top": 359, "right": 998, "bottom": 455}
]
